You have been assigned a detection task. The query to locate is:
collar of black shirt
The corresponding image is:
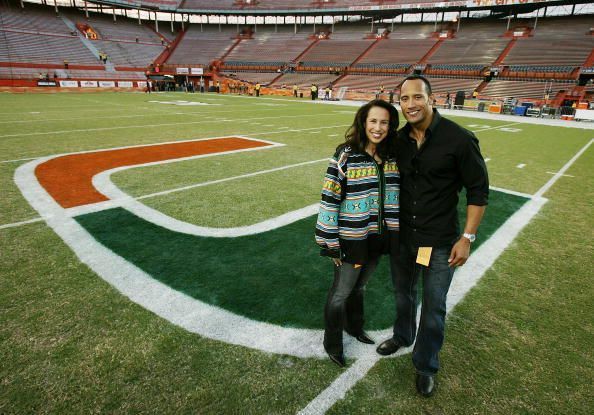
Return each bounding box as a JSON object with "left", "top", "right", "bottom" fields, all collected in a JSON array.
[{"left": 400, "top": 109, "right": 442, "bottom": 143}]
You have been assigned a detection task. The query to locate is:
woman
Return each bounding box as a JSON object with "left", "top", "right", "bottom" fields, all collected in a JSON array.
[{"left": 315, "top": 99, "right": 400, "bottom": 367}]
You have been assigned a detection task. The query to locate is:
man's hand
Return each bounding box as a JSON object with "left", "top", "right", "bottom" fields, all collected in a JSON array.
[
  {"left": 332, "top": 258, "right": 342, "bottom": 267},
  {"left": 448, "top": 237, "right": 471, "bottom": 267}
]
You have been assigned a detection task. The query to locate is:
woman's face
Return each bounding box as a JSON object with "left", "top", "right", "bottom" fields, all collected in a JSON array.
[{"left": 365, "top": 106, "right": 390, "bottom": 146}]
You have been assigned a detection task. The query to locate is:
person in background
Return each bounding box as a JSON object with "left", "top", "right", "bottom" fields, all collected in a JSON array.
[
  {"left": 315, "top": 99, "right": 401, "bottom": 367},
  {"left": 376, "top": 75, "right": 489, "bottom": 398}
]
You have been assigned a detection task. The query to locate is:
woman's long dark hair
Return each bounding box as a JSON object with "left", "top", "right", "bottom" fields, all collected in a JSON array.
[{"left": 338, "top": 99, "right": 399, "bottom": 160}]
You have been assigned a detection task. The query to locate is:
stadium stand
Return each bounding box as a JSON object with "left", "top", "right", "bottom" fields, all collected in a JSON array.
[
  {"left": 358, "top": 39, "right": 436, "bottom": 66},
  {"left": 167, "top": 26, "right": 237, "bottom": 65},
  {"left": 0, "top": 31, "right": 98, "bottom": 65},
  {"left": 298, "top": 39, "right": 374, "bottom": 66},
  {"left": 502, "top": 16, "right": 594, "bottom": 66},
  {"left": 270, "top": 72, "right": 338, "bottom": 88},
  {"left": 421, "top": 77, "right": 483, "bottom": 95},
  {"left": 0, "top": 2, "right": 72, "bottom": 34},
  {"left": 481, "top": 80, "right": 574, "bottom": 100},
  {"left": 178, "top": 0, "right": 454, "bottom": 11},
  {"left": 1, "top": 0, "right": 591, "bottom": 103},
  {"left": 223, "top": 31, "right": 312, "bottom": 63}
]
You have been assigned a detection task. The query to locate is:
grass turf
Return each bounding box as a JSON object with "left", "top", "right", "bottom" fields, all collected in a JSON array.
[
  {"left": 1, "top": 92, "right": 592, "bottom": 413},
  {"left": 74, "top": 190, "right": 526, "bottom": 329}
]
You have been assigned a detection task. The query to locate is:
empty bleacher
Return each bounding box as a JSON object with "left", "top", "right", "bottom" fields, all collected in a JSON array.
[
  {"left": 423, "top": 77, "right": 482, "bottom": 95},
  {"left": 270, "top": 72, "right": 338, "bottom": 88},
  {"left": 0, "top": 3, "right": 71, "bottom": 35},
  {"left": 168, "top": 25, "right": 238, "bottom": 65},
  {"left": 358, "top": 39, "right": 436, "bottom": 66},
  {"left": 299, "top": 39, "right": 374, "bottom": 66},
  {"left": 503, "top": 16, "right": 594, "bottom": 66},
  {"left": 224, "top": 31, "right": 312, "bottom": 63},
  {"left": 0, "top": 31, "right": 98, "bottom": 64},
  {"left": 481, "top": 80, "right": 574, "bottom": 100},
  {"left": 427, "top": 39, "right": 508, "bottom": 66}
]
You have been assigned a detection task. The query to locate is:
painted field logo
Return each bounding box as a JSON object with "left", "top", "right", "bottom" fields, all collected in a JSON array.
[{"left": 15, "top": 136, "right": 544, "bottom": 359}]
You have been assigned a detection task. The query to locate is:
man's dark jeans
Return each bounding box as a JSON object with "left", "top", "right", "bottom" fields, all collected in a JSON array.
[
  {"left": 324, "top": 258, "right": 379, "bottom": 354},
  {"left": 390, "top": 244, "right": 455, "bottom": 375}
]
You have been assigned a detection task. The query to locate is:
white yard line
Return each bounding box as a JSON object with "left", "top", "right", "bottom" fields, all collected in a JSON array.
[
  {"left": 136, "top": 158, "right": 328, "bottom": 200},
  {"left": 546, "top": 171, "right": 575, "bottom": 177},
  {"left": 471, "top": 122, "right": 521, "bottom": 133},
  {"left": 0, "top": 217, "right": 45, "bottom": 230},
  {"left": 297, "top": 137, "right": 593, "bottom": 414},
  {"left": 0, "top": 113, "right": 341, "bottom": 139},
  {"left": 534, "top": 139, "right": 593, "bottom": 198},
  {"left": 297, "top": 355, "right": 382, "bottom": 415},
  {"left": 1, "top": 157, "right": 39, "bottom": 164}
]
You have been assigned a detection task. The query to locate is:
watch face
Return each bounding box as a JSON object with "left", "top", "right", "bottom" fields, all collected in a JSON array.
[{"left": 464, "top": 233, "right": 476, "bottom": 242}]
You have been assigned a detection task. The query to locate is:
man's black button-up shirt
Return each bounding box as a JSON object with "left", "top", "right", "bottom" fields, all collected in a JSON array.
[{"left": 395, "top": 109, "right": 489, "bottom": 247}]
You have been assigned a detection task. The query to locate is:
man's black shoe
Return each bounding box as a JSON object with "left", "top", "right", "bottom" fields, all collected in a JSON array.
[
  {"left": 327, "top": 352, "right": 346, "bottom": 368},
  {"left": 416, "top": 373, "right": 436, "bottom": 397},
  {"left": 376, "top": 338, "right": 401, "bottom": 356},
  {"left": 347, "top": 331, "right": 375, "bottom": 344}
]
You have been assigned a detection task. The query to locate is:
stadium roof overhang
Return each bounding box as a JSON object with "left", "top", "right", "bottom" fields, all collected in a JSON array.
[{"left": 87, "top": 0, "right": 593, "bottom": 18}]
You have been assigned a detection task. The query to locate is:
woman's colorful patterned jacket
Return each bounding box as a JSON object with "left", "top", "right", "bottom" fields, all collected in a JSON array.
[{"left": 315, "top": 146, "right": 400, "bottom": 264}]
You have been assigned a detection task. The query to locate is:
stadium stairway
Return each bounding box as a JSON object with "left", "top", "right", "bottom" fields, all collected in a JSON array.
[
  {"left": 59, "top": 15, "right": 115, "bottom": 72},
  {"left": 583, "top": 48, "right": 594, "bottom": 68},
  {"left": 349, "top": 37, "right": 382, "bottom": 67},
  {"left": 418, "top": 39, "right": 444, "bottom": 64},
  {"left": 155, "top": 29, "right": 185, "bottom": 65},
  {"left": 493, "top": 38, "right": 517, "bottom": 66}
]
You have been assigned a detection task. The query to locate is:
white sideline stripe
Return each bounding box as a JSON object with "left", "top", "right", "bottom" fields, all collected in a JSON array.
[
  {"left": 0, "top": 217, "right": 45, "bottom": 229},
  {"left": 471, "top": 122, "right": 521, "bottom": 133},
  {"left": 297, "top": 355, "right": 381, "bottom": 415},
  {"left": 546, "top": 171, "right": 575, "bottom": 177},
  {"left": 488, "top": 186, "right": 533, "bottom": 199},
  {"left": 535, "top": 139, "right": 593, "bottom": 198},
  {"left": 136, "top": 158, "right": 328, "bottom": 201},
  {"left": 298, "top": 138, "right": 593, "bottom": 414}
]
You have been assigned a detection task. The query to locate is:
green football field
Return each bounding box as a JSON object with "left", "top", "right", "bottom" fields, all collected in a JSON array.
[{"left": 1, "top": 92, "right": 592, "bottom": 414}]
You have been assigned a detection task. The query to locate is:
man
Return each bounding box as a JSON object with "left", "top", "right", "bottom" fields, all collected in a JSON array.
[
  {"left": 293, "top": 84, "right": 298, "bottom": 98},
  {"left": 377, "top": 75, "right": 488, "bottom": 397},
  {"left": 255, "top": 82, "right": 261, "bottom": 97}
]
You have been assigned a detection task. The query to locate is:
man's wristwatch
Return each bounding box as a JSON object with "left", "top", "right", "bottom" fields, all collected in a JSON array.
[{"left": 462, "top": 233, "right": 476, "bottom": 243}]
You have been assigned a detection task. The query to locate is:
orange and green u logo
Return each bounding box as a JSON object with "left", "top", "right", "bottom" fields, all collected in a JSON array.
[{"left": 15, "top": 136, "right": 537, "bottom": 358}]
